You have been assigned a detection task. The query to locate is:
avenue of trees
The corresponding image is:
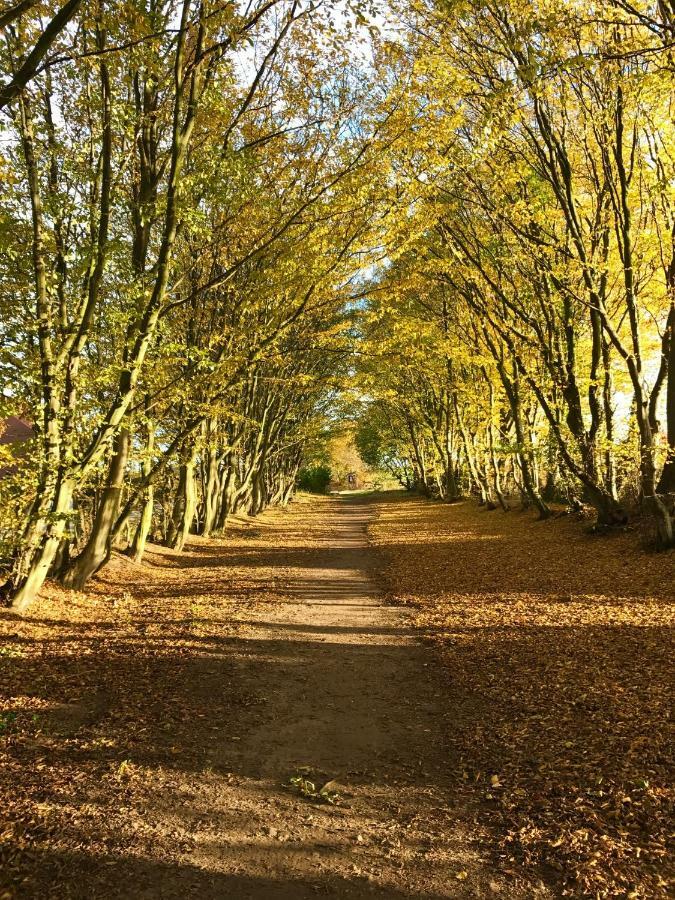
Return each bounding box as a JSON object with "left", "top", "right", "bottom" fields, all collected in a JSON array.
[
  {"left": 1, "top": 0, "right": 674, "bottom": 611},
  {"left": 356, "top": 0, "right": 675, "bottom": 545},
  {"left": 0, "top": 0, "right": 389, "bottom": 609}
]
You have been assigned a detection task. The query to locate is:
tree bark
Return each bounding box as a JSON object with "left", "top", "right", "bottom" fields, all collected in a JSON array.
[
  {"left": 62, "top": 429, "right": 130, "bottom": 589},
  {"left": 168, "top": 453, "right": 197, "bottom": 552}
]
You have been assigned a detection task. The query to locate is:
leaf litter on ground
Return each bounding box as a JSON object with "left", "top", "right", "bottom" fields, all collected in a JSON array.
[{"left": 370, "top": 493, "right": 674, "bottom": 899}]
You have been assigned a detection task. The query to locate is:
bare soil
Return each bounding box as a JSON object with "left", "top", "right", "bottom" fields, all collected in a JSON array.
[
  {"left": 2, "top": 492, "right": 672, "bottom": 899},
  {"left": 0, "top": 495, "right": 499, "bottom": 899}
]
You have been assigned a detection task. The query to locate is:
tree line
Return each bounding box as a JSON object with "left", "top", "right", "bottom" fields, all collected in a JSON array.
[
  {"left": 1, "top": 0, "right": 674, "bottom": 614},
  {"left": 355, "top": 0, "right": 675, "bottom": 546},
  {"left": 0, "top": 0, "right": 386, "bottom": 610}
]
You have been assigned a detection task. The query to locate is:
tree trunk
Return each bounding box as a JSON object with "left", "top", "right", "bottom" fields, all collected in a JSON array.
[
  {"left": 130, "top": 483, "right": 154, "bottom": 563},
  {"left": 128, "top": 419, "right": 155, "bottom": 563},
  {"left": 504, "top": 369, "right": 550, "bottom": 519},
  {"left": 202, "top": 433, "right": 222, "bottom": 537},
  {"left": 657, "top": 304, "right": 675, "bottom": 492},
  {"left": 8, "top": 478, "right": 75, "bottom": 611},
  {"left": 250, "top": 472, "right": 267, "bottom": 516},
  {"left": 488, "top": 421, "right": 509, "bottom": 511},
  {"left": 62, "top": 429, "right": 130, "bottom": 589},
  {"left": 215, "top": 455, "right": 235, "bottom": 531},
  {"left": 168, "top": 454, "right": 197, "bottom": 552}
]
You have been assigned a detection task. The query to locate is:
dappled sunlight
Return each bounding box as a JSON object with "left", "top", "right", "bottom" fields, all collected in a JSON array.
[
  {"left": 377, "top": 530, "right": 502, "bottom": 546},
  {"left": 0, "top": 495, "right": 492, "bottom": 898},
  {"left": 409, "top": 592, "right": 674, "bottom": 629},
  {"left": 370, "top": 493, "right": 674, "bottom": 897},
  {"left": 3, "top": 490, "right": 672, "bottom": 897},
  {"left": 2, "top": 0, "right": 673, "bottom": 896},
  {"left": 372, "top": 496, "right": 674, "bottom": 603}
]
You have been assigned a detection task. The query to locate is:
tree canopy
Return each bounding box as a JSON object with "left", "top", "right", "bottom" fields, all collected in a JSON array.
[{"left": 1, "top": 0, "right": 674, "bottom": 609}]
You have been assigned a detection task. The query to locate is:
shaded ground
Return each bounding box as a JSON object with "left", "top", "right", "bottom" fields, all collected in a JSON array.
[
  {"left": 0, "top": 495, "right": 500, "bottom": 899},
  {"left": 370, "top": 494, "right": 674, "bottom": 898},
  {"left": 1, "top": 493, "right": 672, "bottom": 898}
]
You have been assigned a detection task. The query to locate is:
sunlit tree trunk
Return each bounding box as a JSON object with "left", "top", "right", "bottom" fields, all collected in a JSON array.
[
  {"left": 63, "top": 429, "right": 130, "bottom": 589},
  {"left": 168, "top": 450, "right": 197, "bottom": 552}
]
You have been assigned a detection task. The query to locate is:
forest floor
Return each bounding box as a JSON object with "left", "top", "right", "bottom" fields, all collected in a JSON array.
[{"left": 0, "top": 493, "right": 673, "bottom": 899}]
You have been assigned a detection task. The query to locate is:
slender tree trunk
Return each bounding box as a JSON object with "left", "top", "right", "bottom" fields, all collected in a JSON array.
[
  {"left": 62, "top": 429, "right": 130, "bottom": 589},
  {"left": 131, "top": 484, "right": 154, "bottom": 563},
  {"left": 250, "top": 471, "right": 267, "bottom": 516},
  {"left": 215, "top": 454, "right": 235, "bottom": 531},
  {"left": 168, "top": 452, "right": 197, "bottom": 552},
  {"left": 9, "top": 478, "right": 75, "bottom": 611},
  {"left": 6, "top": 93, "right": 67, "bottom": 608},
  {"left": 486, "top": 383, "right": 509, "bottom": 511},
  {"left": 502, "top": 363, "right": 550, "bottom": 519},
  {"left": 657, "top": 303, "right": 675, "bottom": 493},
  {"left": 406, "top": 417, "right": 430, "bottom": 496},
  {"left": 202, "top": 428, "right": 221, "bottom": 536},
  {"left": 129, "top": 418, "right": 155, "bottom": 563},
  {"left": 601, "top": 337, "right": 618, "bottom": 499}
]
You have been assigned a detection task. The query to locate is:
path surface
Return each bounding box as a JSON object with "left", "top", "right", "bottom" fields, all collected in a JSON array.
[
  {"left": 170, "top": 496, "right": 486, "bottom": 898},
  {"left": 4, "top": 493, "right": 670, "bottom": 898},
  {"left": 1, "top": 495, "right": 496, "bottom": 899}
]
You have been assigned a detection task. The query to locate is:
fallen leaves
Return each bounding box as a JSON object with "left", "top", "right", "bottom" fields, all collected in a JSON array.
[
  {"left": 371, "top": 494, "right": 675, "bottom": 899},
  {"left": 2, "top": 491, "right": 672, "bottom": 898},
  {"left": 0, "top": 496, "right": 334, "bottom": 897}
]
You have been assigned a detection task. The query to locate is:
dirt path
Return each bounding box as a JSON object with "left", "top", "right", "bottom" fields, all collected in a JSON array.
[
  {"left": 174, "top": 496, "right": 489, "bottom": 898},
  {"left": 2, "top": 494, "right": 500, "bottom": 899},
  {"left": 4, "top": 492, "right": 671, "bottom": 898}
]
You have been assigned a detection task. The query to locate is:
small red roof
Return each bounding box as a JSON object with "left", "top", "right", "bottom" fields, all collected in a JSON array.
[
  {"left": 0, "top": 416, "right": 34, "bottom": 445},
  {"left": 0, "top": 416, "right": 35, "bottom": 444}
]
